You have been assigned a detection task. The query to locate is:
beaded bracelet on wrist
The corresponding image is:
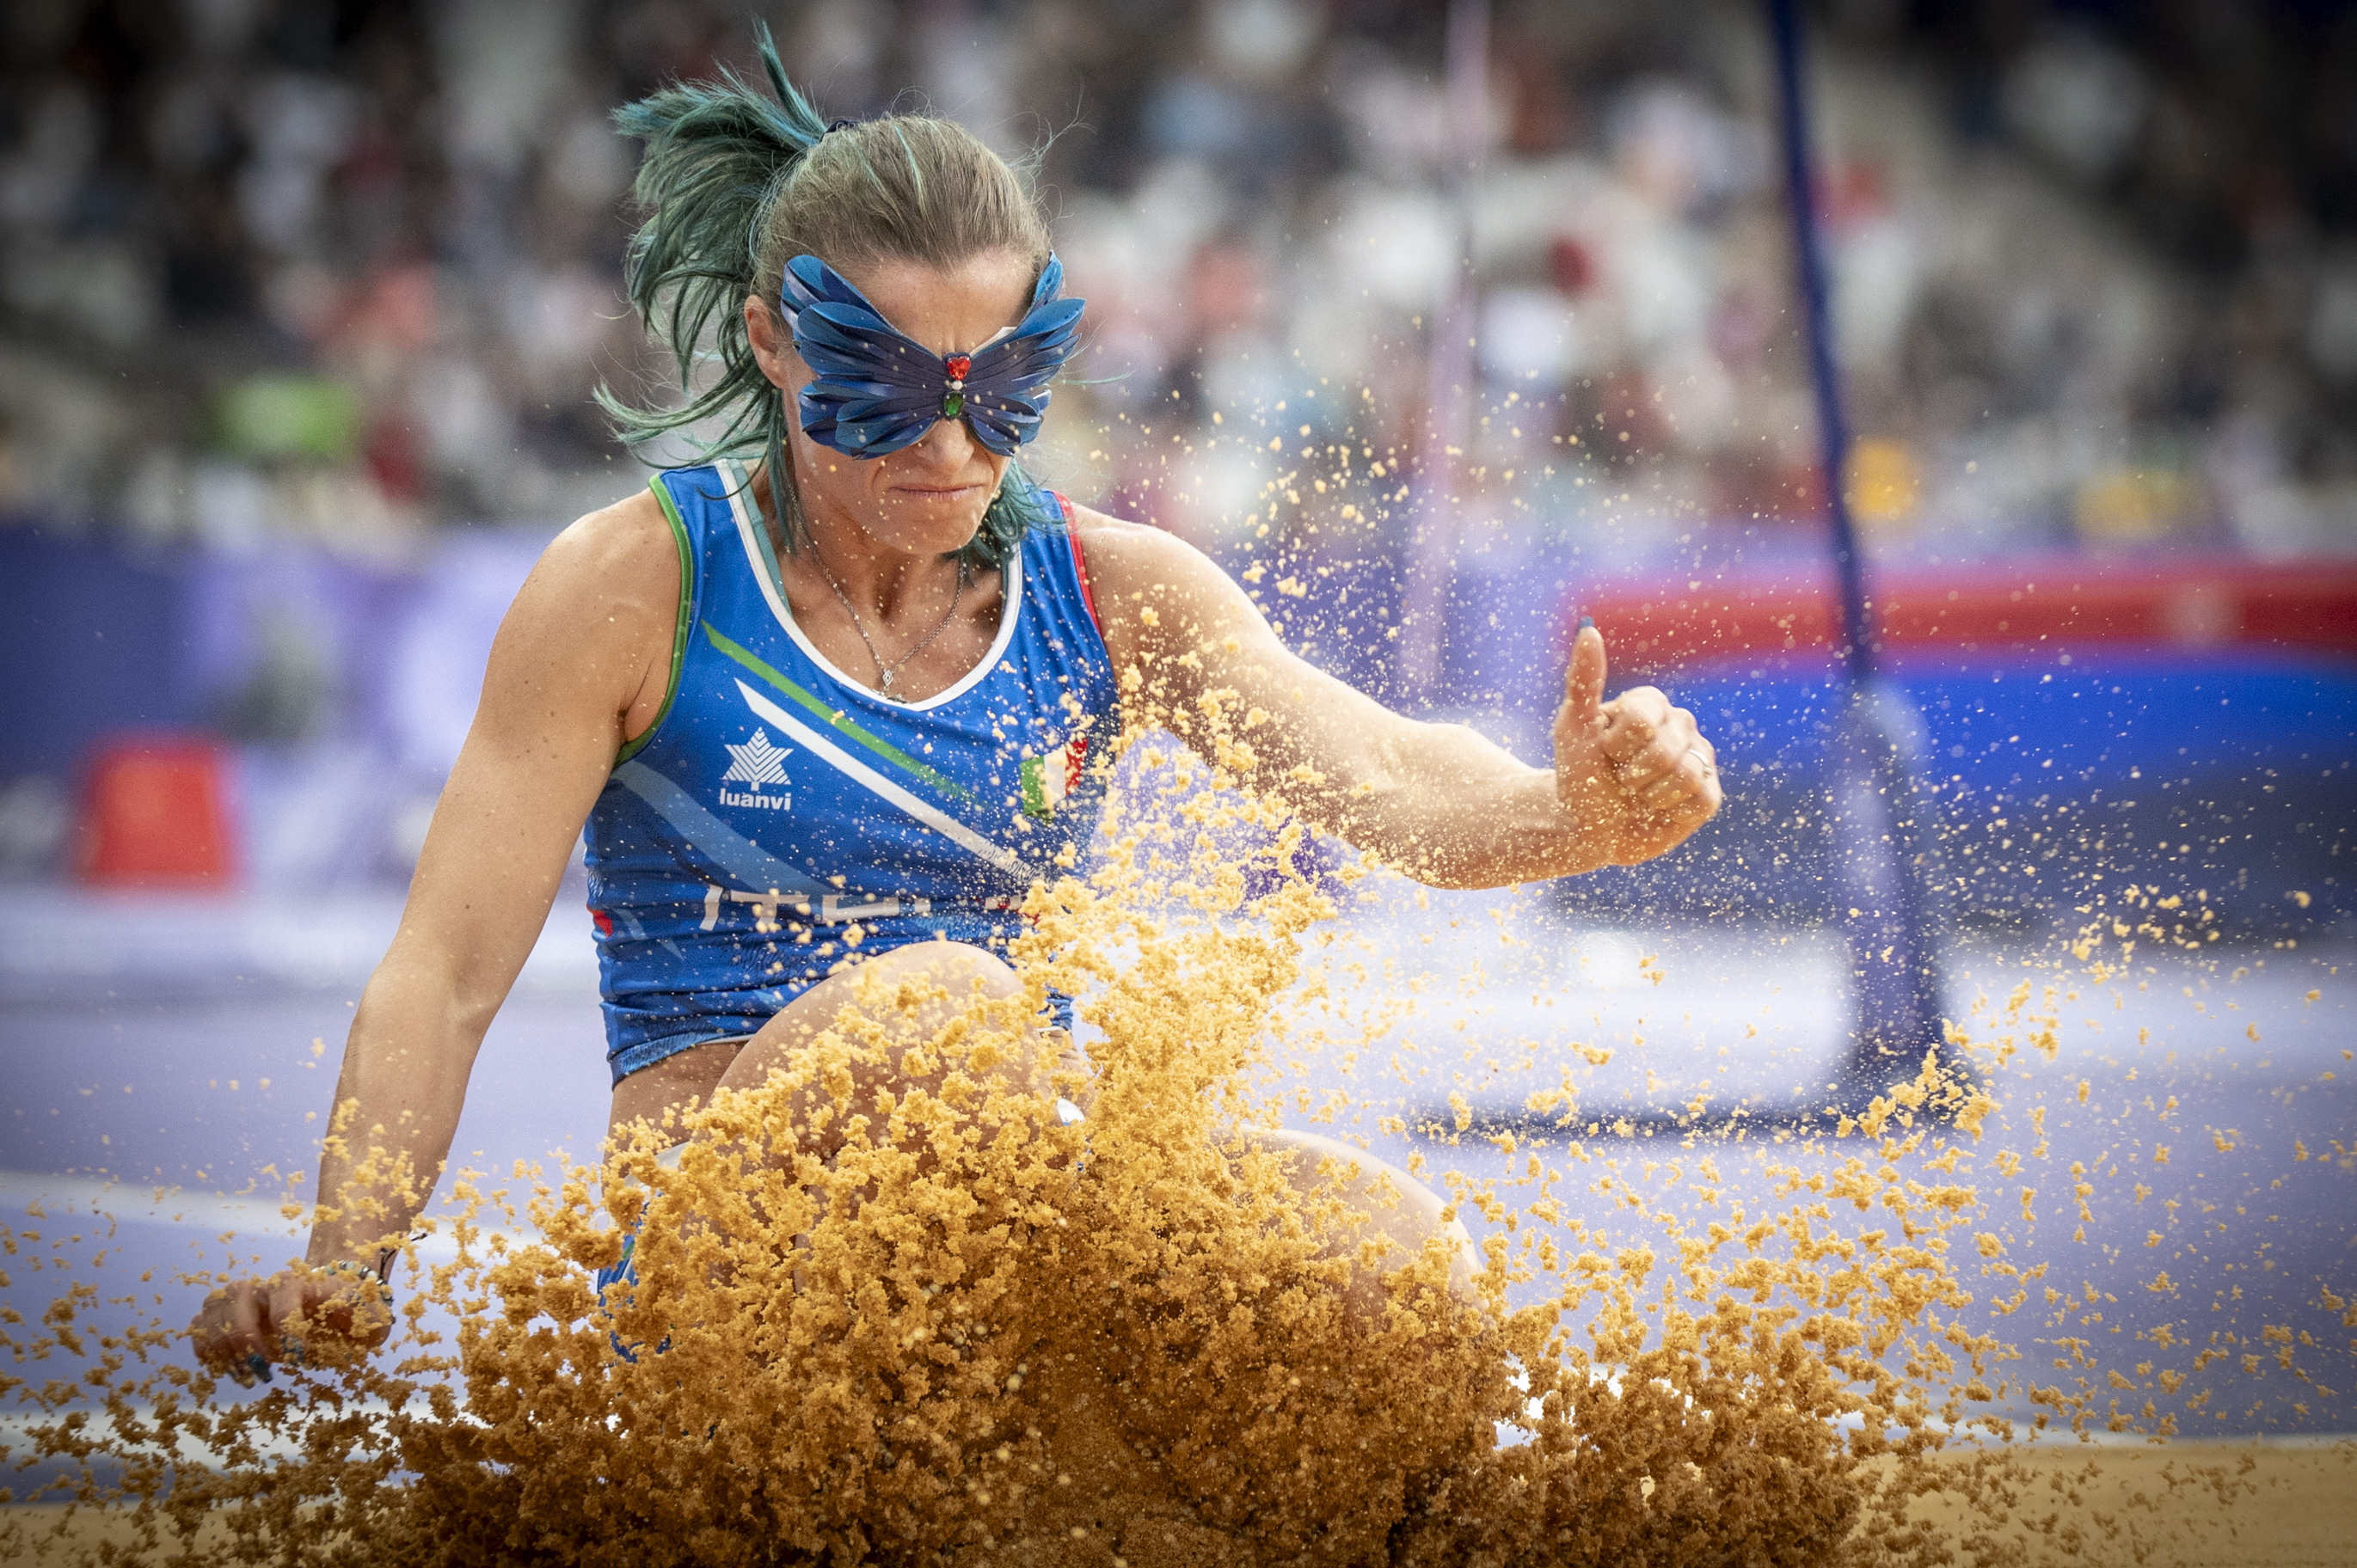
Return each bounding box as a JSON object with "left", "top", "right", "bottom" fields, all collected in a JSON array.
[{"left": 320, "top": 1257, "right": 396, "bottom": 1300}]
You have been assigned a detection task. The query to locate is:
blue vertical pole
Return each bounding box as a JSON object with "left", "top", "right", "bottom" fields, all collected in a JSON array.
[
  {"left": 1771, "top": 0, "right": 1874, "bottom": 688},
  {"left": 1399, "top": 0, "right": 1489, "bottom": 697},
  {"left": 1767, "top": 0, "right": 1950, "bottom": 1107}
]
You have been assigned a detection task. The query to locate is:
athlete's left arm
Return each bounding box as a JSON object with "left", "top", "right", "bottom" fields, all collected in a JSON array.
[{"left": 1071, "top": 511, "right": 1722, "bottom": 890}]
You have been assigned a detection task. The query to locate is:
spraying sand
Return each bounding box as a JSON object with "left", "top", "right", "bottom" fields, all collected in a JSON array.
[{"left": 3, "top": 717, "right": 2348, "bottom": 1565}]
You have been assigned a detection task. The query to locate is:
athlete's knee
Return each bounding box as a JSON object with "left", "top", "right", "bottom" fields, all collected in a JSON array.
[
  {"left": 845, "top": 944, "right": 1027, "bottom": 1050},
  {"left": 1243, "top": 1128, "right": 1479, "bottom": 1299},
  {"left": 859, "top": 940, "right": 1020, "bottom": 1002}
]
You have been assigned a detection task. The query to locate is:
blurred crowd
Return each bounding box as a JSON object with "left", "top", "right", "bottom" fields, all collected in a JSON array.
[{"left": 3, "top": 0, "right": 2355, "bottom": 563}]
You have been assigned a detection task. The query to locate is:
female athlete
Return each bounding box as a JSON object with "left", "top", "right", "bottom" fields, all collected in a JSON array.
[{"left": 192, "top": 32, "right": 1721, "bottom": 1381}]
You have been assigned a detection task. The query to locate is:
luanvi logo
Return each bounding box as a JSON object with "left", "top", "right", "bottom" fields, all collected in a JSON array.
[{"left": 720, "top": 728, "right": 792, "bottom": 811}]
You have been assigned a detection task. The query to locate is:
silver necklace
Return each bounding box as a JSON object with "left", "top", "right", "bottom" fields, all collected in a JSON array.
[{"left": 807, "top": 543, "right": 969, "bottom": 696}]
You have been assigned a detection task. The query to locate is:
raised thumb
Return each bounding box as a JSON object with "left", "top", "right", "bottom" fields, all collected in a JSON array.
[{"left": 1564, "top": 616, "right": 1606, "bottom": 722}]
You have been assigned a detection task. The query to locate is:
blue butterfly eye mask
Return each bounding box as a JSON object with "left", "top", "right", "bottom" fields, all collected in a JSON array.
[{"left": 779, "top": 252, "right": 1084, "bottom": 459}]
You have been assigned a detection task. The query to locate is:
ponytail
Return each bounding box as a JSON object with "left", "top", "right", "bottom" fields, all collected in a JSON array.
[
  {"left": 597, "top": 21, "right": 821, "bottom": 548},
  {"left": 597, "top": 22, "right": 1057, "bottom": 572}
]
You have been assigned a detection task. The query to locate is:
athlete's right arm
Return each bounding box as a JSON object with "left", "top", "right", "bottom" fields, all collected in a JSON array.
[{"left": 190, "top": 489, "right": 682, "bottom": 1382}]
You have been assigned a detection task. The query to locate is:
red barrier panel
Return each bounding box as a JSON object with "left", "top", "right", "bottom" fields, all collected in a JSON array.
[
  {"left": 75, "top": 735, "right": 237, "bottom": 888},
  {"left": 1574, "top": 556, "right": 2357, "bottom": 674}
]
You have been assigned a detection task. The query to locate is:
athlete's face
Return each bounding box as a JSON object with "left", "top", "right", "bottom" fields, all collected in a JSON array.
[{"left": 746, "top": 248, "right": 1035, "bottom": 558}]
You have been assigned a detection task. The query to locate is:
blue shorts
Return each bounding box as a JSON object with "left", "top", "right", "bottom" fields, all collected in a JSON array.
[{"left": 595, "top": 1142, "right": 686, "bottom": 1363}]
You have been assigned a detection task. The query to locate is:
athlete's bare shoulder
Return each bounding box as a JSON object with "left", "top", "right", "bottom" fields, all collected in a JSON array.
[
  {"left": 1063, "top": 501, "right": 1264, "bottom": 669},
  {"left": 537, "top": 485, "right": 679, "bottom": 598},
  {"left": 1064, "top": 502, "right": 1228, "bottom": 604},
  {"left": 483, "top": 484, "right": 682, "bottom": 728},
  {"left": 504, "top": 485, "right": 681, "bottom": 651},
  {"left": 1066, "top": 501, "right": 1186, "bottom": 564}
]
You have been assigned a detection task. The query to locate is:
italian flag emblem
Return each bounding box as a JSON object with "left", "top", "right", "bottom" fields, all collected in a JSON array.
[{"left": 1020, "top": 735, "right": 1088, "bottom": 820}]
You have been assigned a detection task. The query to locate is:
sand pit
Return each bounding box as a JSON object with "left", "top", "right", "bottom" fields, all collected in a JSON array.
[
  {"left": 2, "top": 738, "right": 2349, "bottom": 1565},
  {"left": 3, "top": 1504, "right": 242, "bottom": 1565},
  {"left": 1908, "top": 1441, "right": 2357, "bottom": 1568},
  {"left": 7, "top": 1442, "right": 2350, "bottom": 1565}
]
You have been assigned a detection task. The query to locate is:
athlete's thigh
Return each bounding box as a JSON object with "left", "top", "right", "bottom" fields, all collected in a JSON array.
[
  {"left": 715, "top": 940, "right": 1047, "bottom": 1118},
  {"left": 1232, "top": 1126, "right": 1478, "bottom": 1298}
]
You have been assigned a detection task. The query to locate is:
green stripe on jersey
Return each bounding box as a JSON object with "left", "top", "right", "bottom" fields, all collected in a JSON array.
[{"left": 699, "top": 619, "right": 973, "bottom": 803}]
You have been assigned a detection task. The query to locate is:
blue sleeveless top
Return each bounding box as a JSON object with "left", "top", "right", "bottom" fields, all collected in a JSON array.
[{"left": 583, "top": 461, "right": 1120, "bottom": 1084}]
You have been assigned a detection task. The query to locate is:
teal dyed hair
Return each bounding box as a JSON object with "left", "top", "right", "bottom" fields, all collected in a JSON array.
[{"left": 598, "top": 21, "right": 1058, "bottom": 571}]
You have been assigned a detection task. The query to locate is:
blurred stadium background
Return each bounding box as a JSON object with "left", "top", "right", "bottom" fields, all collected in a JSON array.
[
  {"left": 0, "top": 0, "right": 2350, "bottom": 907},
  {"left": 0, "top": 0, "right": 2353, "bottom": 1448}
]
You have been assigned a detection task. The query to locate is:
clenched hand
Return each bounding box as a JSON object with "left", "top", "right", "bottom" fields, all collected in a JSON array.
[
  {"left": 190, "top": 1264, "right": 395, "bottom": 1387},
  {"left": 1552, "top": 621, "right": 1722, "bottom": 866}
]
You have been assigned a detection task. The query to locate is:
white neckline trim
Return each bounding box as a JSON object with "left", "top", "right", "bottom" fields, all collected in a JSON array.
[{"left": 720, "top": 459, "right": 1022, "bottom": 714}]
